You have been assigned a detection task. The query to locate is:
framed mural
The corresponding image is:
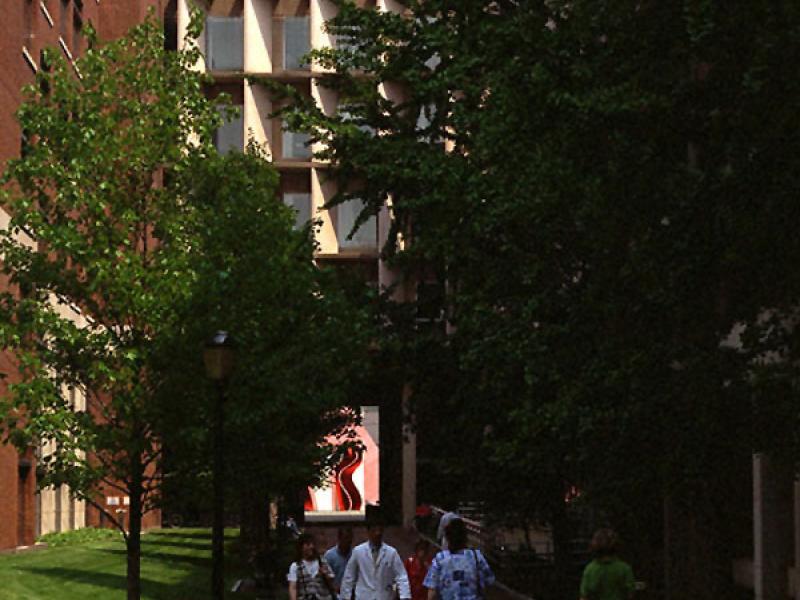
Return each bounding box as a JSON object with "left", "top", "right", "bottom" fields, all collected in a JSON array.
[{"left": 305, "top": 406, "right": 379, "bottom": 520}]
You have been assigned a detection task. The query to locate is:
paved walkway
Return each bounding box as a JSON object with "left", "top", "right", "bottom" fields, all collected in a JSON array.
[{"left": 304, "top": 524, "right": 528, "bottom": 600}]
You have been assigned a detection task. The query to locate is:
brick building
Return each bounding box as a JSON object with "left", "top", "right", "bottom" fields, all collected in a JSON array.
[{"left": 0, "top": 0, "right": 167, "bottom": 551}]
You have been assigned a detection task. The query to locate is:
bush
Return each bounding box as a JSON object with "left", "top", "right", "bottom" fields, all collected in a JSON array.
[{"left": 37, "top": 527, "right": 122, "bottom": 547}]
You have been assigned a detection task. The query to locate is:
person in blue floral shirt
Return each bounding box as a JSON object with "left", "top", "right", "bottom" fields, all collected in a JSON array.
[{"left": 424, "top": 519, "right": 495, "bottom": 600}]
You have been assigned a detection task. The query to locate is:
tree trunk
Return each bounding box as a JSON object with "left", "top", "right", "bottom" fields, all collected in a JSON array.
[
  {"left": 240, "top": 492, "right": 270, "bottom": 558},
  {"left": 127, "top": 464, "right": 144, "bottom": 600},
  {"left": 240, "top": 493, "right": 273, "bottom": 594},
  {"left": 549, "top": 498, "right": 574, "bottom": 600},
  {"left": 663, "top": 494, "right": 672, "bottom": 600}
]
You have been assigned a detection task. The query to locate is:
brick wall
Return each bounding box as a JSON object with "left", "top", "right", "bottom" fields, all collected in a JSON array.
[
  {"left": 99, "top": 0, "right": 166, "bottom": 42},
  {"left": 85, "top": 493, "right": 163, "bottom": 532}
]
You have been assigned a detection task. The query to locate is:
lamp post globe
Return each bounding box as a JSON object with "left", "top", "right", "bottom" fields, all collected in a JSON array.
[{"left": 204, "top": 330, "right": 235, "bottom": 381}]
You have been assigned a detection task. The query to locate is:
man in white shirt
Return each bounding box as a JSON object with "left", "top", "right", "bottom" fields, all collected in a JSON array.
[{"left": 340, "top": 517, "right": 410, "bottom": 600}]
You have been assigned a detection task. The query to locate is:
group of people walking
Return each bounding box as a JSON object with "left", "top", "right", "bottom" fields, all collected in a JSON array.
[
  {"left": 287, "top": 514, "right": 494, "bottom": 600},
  {"left": 287, "top": 514, "right": 635, "bottom": 600}
]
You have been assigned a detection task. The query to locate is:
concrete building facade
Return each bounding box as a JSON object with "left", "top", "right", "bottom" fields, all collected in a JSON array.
[
  {"left": 0, "top": 0, "right": 165, "bottom": 551},
  {"left": 177, "top": 0, "right": 417, "bottom": 527}
]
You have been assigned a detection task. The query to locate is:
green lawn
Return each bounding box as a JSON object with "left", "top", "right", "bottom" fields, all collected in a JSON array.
[{"left": 0, "top": 528, "right": 262, "bottom": 600}]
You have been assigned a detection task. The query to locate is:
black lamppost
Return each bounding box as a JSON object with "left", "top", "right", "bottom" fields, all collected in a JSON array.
[{"left": 204, "top": 331, "right": 236, "bottom": 600}]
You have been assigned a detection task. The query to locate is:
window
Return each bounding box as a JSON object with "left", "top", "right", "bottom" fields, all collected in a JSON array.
[
  {"left": 39, "top": 49, "right": 51, "bottom": 95},
  {"left": 17, "top": 463, "right": 31, "bottom": 545},
  {"left": 283, "top": 17, "right": 310, "bottom": 70},
  {"left": 164, "top": 0, "right": 178, "bottom": 51},
  {"left": 337, "top": 199, "right": 377, "bottom": 250},
  {"left": 333, "top": 32, "right": 357, "bottom": 56},
  {"left": 60, "top": 0, "right": 70, "bottom": 45},
  {"left": 417, "top": 102, "right": 439, "bottom": 132},
  {"left": 282, "top": 127, "right": 311, "bottom": 160},
  {"left": 72, "top": 10, "right": 82, "bottom": 55},
  {"left": 206, "top": 17, "right": 243, "bottom": 71},
  {"left": 283, "top": 193, "right": 311, "bottom": 229},
  {"left": 20, "top": 128, "right": 31, "bottom": 158},
  {"left": 23, "top": 0, "right": 34, "bottom": 46},
  {"left": 339, "top": 107, "right": 375, "bottom": 135},
  {"left": 416, "top": 281, "right": 445, "bottom": 322},
  {"left": 213, "top": 106, "right": 244, "bottom": 155}
]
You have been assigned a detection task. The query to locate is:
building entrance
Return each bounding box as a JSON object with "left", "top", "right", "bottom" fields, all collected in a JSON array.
[{"left": 17, "top": 462, "right": 31, "bottom": 547}]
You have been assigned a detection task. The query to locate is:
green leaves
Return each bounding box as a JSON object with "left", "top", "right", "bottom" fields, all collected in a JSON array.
[
  {"left": 0, "top": 6, "right": 374, "bottom": 537},
  {"left": 287, "top": 4, "right": 800, "bottom": 583},
  {"left": 155, "top": 148, "right": 374, "bottom": 509},
  {"left": 0, "top": 11, "right": 220, "bottom": 534}
]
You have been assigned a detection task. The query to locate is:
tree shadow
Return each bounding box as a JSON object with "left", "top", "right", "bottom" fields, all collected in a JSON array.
[
  {"left": 102, "top": 547, "right": 213, "bottom": 570},
  {"left": 139, "top": 530, "right": 238, "bottom": 553},
  {"left": 15, "top": 532, "right": 249, "bottom": 598},
  {"left": 148, "top": 530, "right": 238, "bottom": 541},
  {"left": 152, "top": 530, "right": 212, "bottom": 540},
  {"left": 141, "top": 539, "right": 215, "bottom": 552},
  {"left": 15, "top": 566, "right": 198, "bottom": 599}
]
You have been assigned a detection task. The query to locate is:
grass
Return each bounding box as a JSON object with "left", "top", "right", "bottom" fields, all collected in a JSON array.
[{"left": 0, "top": 528, "right": 260, "bottom": 600}]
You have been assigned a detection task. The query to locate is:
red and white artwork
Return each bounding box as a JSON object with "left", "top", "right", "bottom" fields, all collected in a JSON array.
[{"left": 305, "top": 407, "right": 379, "bottom": 516}]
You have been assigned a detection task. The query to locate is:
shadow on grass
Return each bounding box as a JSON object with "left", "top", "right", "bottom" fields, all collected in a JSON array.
[
  {"left": 16, "top": 544, "right": 247, "bottom": 599},
  {"left": 100, "top": 537, "right": 238, "bottom": 566},
  {"left": 15, "top": 566, "right": 195, "bottom": 599},
  {"left": 140, "top": 539, "right": 215, "bottom": 552},
  {"left": 148, "top": 530, "right": 228, "bottom": 540},
  {"left": 101, "top": 547, "right": 213, "bottom": 570},
  {"left": 7, "top": 529, "right": 292, "bottom": 600},
  {"left": 139, "top": 531, "right": 239, "bottom": 553}
]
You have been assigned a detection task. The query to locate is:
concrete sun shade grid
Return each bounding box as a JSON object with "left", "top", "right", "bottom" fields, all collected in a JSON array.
[
  {"left": 186, "top": 0, "right": 385, "bottom": 258},
  {"left": 178, "top": 0, "right": 418, "bottom": 528}
]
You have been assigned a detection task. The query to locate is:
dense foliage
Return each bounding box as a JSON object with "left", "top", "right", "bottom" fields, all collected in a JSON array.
[
  {"left": 279, "top": 1, "right": 800, "bottom": 596},
  {"left": 0, "top": 10, "right": 373, "bottom": 599},
  {"left": 157, "top": 145, "right": 374, "bottom": 553},
  {"left": 0, "top": 14, "right": 220, "bottom": 598}
]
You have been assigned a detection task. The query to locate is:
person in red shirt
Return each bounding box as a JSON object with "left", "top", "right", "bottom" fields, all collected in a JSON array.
[{"left": 405, "top": 540, "right": 432, "bottom": 600}]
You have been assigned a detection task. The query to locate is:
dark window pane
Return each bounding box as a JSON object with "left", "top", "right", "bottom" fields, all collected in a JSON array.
[
  {"left": 282, "top": 128, "right": 311, "bottom": 160},
  {"left": 24, "top": 0, "right": 34, "bottom": 46},
  {"left": 284, "top": 17, "right": 310, "bottom": 70},
  {"left": 213, "top": 106, "right": 244, "bottom": 154},
  {"left": 283, "top": 193, "right": 311, "bottom": 229},
  {"left": 206, "top": 17, "right": 243, "bottom": 70},
  {"left": 337, "top": 199, "right": 377, "bottom": 250}
]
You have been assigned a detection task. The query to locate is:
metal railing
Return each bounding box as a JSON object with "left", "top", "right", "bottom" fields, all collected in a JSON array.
[{"left": 424, "top": 505, "right": 590, "bottom": 600}]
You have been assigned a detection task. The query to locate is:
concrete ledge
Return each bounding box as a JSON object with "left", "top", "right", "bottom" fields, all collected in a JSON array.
[
  {"left": 0, "top": 542, "right": 49, "bottom": 556},
  {"left": 305, "top": 510, "right": 366, "bottom": 523}
]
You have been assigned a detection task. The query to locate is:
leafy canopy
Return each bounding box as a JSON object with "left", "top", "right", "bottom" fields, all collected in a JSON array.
[{"left": 282, "top": 4, "right": 800, "bottom": 590}]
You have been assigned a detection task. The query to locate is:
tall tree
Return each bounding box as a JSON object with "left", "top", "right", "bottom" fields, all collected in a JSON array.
[
  {"left": 280, "top": 1, "right": 800, "bottom": 596},
  {"left": 0, "top": 7, "right": 377, "bottom": 600},
  {"left": 0, "top": 12, "right": 221, "bottom": 599},
  {"left": 156, "top": 145, "right": 375, "bottom": 566}
]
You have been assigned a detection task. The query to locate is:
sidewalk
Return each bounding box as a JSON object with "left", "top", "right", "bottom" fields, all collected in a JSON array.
[{"left": 304, "top": 524, "right": 530, "bottom": 600}]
